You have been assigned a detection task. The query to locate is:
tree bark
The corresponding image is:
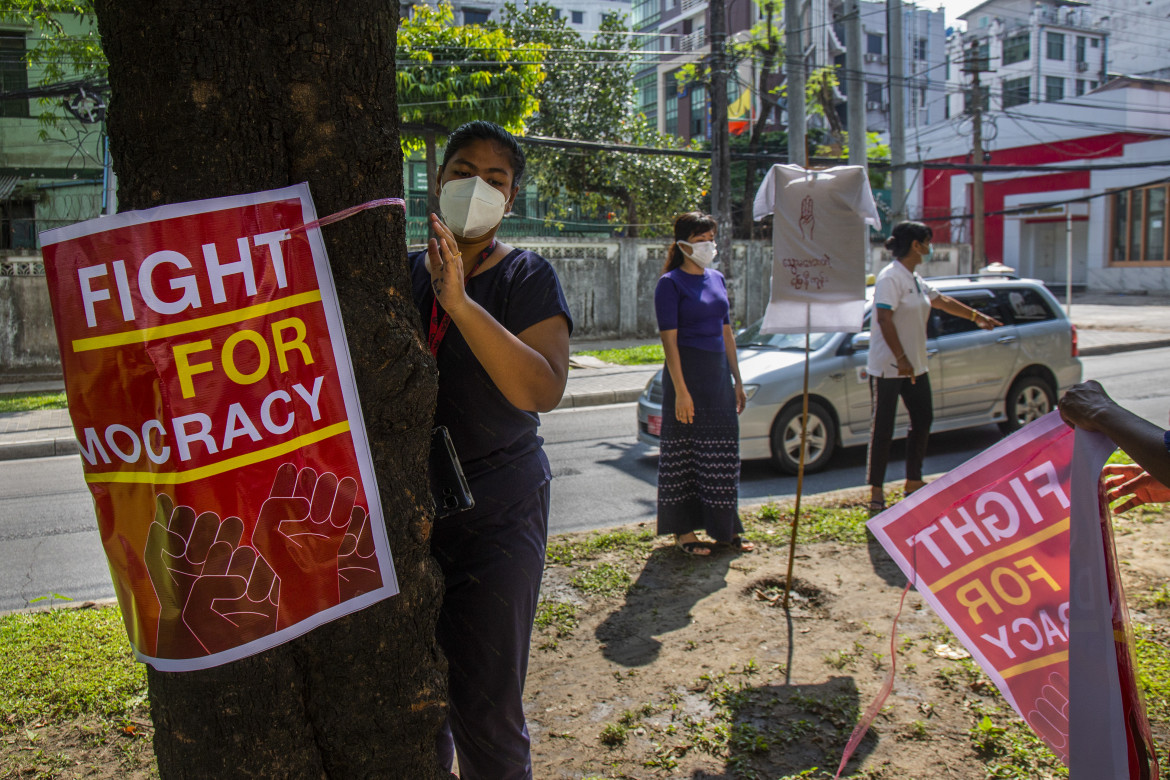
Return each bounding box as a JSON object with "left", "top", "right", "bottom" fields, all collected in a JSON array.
[{"left": 91, "top": 3, "right": 446, "bottom": 777}]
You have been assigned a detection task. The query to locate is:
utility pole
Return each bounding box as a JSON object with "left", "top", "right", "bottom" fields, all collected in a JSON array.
[
  {"left": 964, "top": 40, "right": 990, "bottom": 272},
  {"left": 845, "top": 0, "right": 867, "bottom": 168},
  {"left": 887, "top": 0, "right": 906, "bottom": 224},
  {"left": 710, "top": 0, "right": 732, "bottom": 251},
  {"left": 785, "top": 0, "right": 807, "bottom": 167}
]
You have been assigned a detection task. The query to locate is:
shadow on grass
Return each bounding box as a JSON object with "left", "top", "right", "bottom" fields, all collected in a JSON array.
[{"left": 596, "top": 544, "right": 733, "bottom": 667}]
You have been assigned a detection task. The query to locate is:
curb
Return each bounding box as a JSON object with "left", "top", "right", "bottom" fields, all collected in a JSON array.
[
  {"left": 555, "top": 388, "right": 644, "bottom": 410},
  {"left": 1077, "top": 337, "right": 1170, "bottom": 357},
  {"left": 0, "top": 436, "right": 79, "bottom": 461}
]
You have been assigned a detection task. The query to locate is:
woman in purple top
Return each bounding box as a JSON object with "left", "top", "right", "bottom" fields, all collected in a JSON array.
[
  {"left": 410, "top": 121, "right": 572, "bottom": 780},
  {"left": 654, "top": 212, "right": 752, "bottom": 555}
]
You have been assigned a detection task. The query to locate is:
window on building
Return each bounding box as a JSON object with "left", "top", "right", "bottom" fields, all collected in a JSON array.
[
  {"left": 0, "top": 200, "right": 35, "bottom": 250},
  {"left": 866, "top": 81, "right": 884, "bottom": 106},
  {"left": 1076, "top": 36, "right": 1087, "bottom": 64},
  {"left": 690, "top": 84, "right": 706, "bottom": 137},
  {"left": 1, "top": 32, "right": 29, "bottom": 119},
  {"left": 867, "top": 33, "right": 883, "bottom": 55},
  {"left": 1003, "top": 33, "right": 1030, "bottom": 65},
  {"left": 964, "top": 84, "right": 990, "bottom": 113},
  {"left": 1091, "top": 38, "right": 1099, "bottom": 48},
  {"left": 1003, "top": 76, "right": 1030, "bottom": 107},
  {"left": 571, "top": 10, "right": 584, "bottom": 24},
  {"left": 631, "top": 0, "right": 660, "bottom": 29},
  {"left": 1045, "top": 76, "right": 1064, "bottom": 102},
  {"left": 463, "top": 8, "right": 490, "bottom": 24},
  {"left": 1111, "top": 185, "right": 1169, "bottom": 263},
  {"left": 664, "top": 70, "right": 680, "bottom": 135},
  {"left": 1075, "top": 79, "right": 1085, "bottom": 96},
  {"left": 915, "top": 37, "right": 928, "bottom": 60},
  {"left": 635, "top": 72, "right": 657, "bottom": 119},
  {"left": 1090, "top": 80, "right": 1098, "bottom": 89},
  {"left": 1046, "top": 32, "right": 1065, "bottom": 60}
]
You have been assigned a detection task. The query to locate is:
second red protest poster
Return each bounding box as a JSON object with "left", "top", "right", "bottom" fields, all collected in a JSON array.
[{"left": 41, "top": 184, "right": 398, "bottom": 671}]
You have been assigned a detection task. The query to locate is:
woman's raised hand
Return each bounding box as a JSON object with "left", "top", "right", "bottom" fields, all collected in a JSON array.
[{"left": 427, "top": 213, "right": 469, "bottom": 315}]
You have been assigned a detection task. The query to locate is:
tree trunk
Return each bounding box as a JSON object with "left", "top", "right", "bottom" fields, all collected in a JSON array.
[{"left": 92, "top": 3, "right": 446, "bottom": 778}]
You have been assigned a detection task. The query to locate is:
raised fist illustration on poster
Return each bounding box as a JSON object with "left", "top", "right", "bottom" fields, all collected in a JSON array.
[
  {"left": 1027, "top": 672, "right": 1069, "bottom": 763},
  {"left": 338, "top": 504, "right": 382, "bottom": 601},
  {"left": 145, "top": 494, "right": 280, "bottom": 658},
  {"left": 251, "top": 463, "right": 361, "bottom": 629}
]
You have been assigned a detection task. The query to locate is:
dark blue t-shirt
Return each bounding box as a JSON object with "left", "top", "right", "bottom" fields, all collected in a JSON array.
[
  {"left": 410, "top": 247, "right": 573, "bottom": 514},
  {"left": 654, "top": 268, "right": 731, "bottom": 353}
]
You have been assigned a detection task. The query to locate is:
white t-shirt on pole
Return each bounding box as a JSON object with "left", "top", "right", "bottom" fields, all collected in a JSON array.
[{"left": 753, "top": 164, "right": 881, "bottom": 334}]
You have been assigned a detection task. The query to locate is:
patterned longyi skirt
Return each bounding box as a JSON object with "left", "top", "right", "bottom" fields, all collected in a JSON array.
[{"left": 656, "top": 345, "right": 743, "bottom": 542}]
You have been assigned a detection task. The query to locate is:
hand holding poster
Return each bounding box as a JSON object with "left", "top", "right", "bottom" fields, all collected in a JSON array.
[
  {"left": 867, "top": 412, "right": 1159, "bottom": 777},
  {"left": 40, "top": 184, "right": 398, "bottom": 671}
]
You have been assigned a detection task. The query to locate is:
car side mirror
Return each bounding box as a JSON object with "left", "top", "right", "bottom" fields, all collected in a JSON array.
[{"left": 851, "top": 332, "right": 871, "bottom": 352}]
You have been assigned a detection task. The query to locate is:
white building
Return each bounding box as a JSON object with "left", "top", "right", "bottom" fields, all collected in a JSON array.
[
  {"left": 848, "top": 0, "right": 949, "bottom": 132},
  {"left": 910, "top": 78, "right": 1170, "bottom": 292},
  {"left": 945, "top": 0, "right": 1108, "bottom": 115}
]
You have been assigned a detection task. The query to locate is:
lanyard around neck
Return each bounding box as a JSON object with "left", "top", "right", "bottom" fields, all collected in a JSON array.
[{"left": 427, "top": 240, "right": 496, "bottom": 357}]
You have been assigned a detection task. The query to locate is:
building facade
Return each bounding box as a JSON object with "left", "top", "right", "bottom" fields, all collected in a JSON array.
[
  {"left": 400, "top": 0, "right": 631, "bottom": 34},
  {"left": 840, "top": 0, "right": 948, "bottom": 133},
  {"left": 911, "top": 79, "right": 1170, "bottom": 292},
  {"left": 0, "top": 14, "right": 106, "bottom": 259},
  {"left": 945, "top": 0, "right": 1108, "bottom": 116}
]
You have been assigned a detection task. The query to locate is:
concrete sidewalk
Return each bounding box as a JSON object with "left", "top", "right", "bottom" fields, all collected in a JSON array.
[{"left": 3, "top": 292, "right": 1169, "bottom": 462}]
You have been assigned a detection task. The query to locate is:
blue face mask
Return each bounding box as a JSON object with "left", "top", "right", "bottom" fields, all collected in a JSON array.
[{"left": 921, "top": 242, "right": 933, "bottom": 259}]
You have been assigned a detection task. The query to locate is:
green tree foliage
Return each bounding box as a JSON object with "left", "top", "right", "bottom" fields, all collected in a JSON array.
[
  {"left": 397, "top": 0, "right": 545, "bottom": 199},
  {"left": 497, "top": 3, "right": 706, "bottom": 238},
  {"left": 1, "top": 0, "right": 106, "bottom": 84}
]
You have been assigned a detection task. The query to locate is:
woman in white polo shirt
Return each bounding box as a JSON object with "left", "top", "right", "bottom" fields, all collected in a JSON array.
[{"left": 866, "top": 221, "right": 1002, "bottom": 515}]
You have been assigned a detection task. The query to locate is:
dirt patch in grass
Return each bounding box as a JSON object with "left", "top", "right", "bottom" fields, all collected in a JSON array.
[{"left": 3, "top": 494, "right": 1167, "bottom": 779}]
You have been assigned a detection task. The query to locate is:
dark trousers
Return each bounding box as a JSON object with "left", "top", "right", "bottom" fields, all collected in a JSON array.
[
  {"left": 867, "top": 373, "right": 933, "bottom": 488},
  {"left": 432, "top": 483, "right": 550, "bottom": 780}
]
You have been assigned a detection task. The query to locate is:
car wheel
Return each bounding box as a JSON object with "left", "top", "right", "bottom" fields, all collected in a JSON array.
[
  {"left": 770, "top": 401, "right": 837, "bottom": 475},
  {"left": 999, "top": 374, "right": 1056, "bottom": 434}
]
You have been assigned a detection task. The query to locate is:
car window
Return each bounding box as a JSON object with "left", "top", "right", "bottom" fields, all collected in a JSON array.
[
  {"left": 995, "top": 288, "right": 1056, "bottom": 324},
  {"left": 931, "top": 291, "right": 1002, "bottom": 337}
]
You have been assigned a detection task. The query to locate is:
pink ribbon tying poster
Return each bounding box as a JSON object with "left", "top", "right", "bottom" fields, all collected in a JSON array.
[{"left": 867, "top": 412, "right": 1159, "bottom": 777}]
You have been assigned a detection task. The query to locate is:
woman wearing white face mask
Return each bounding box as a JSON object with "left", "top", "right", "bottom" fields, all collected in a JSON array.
[
  {"left": 653, "top": 212, "right": 751, "bottom": 556},
  {"left": 408, "top": 121, "right": 572, "bottom": 780},
  {"left": 866, "top": 221, "right": 1001, "bottom": 516}
]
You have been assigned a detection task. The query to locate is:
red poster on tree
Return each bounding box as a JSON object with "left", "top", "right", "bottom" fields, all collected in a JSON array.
[{"left": 40, "top": 184, "right": 398, "bottom": 671}]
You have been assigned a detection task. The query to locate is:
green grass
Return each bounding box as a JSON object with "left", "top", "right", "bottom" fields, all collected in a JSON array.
[
  {"left": 574, "top": 344, "right": 664, "bottom": 366},
  {"left": 1134, "top": 622, "right": 1170, "bottom": 768},
  {"left": 0, "top": 391, "right": 68, "bottom": 414},
  {"left": 0, "top": 607, "right": 147, "bottom": 732},
  {"left": 546, "top": 528, "right": 656, "bottom": 566},
  {"left": 742, "top": 502, "right": 871, "bottom": 546},
  {"left": 534, "top": 600, "right": 579, "bottom": 638},
  {"left": 570, "top": 562, "right": 633, "bottom": 598}
]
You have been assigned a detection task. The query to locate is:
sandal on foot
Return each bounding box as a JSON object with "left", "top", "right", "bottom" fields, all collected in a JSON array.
[
  {"left": 676, "top": 536, "right": 711, "bottom": 556},
  {"left": 867, "top": 500, "right": 886, "bottom": 518}
]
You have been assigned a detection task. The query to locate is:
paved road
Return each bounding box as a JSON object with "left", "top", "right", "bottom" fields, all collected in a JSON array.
[{"left": 2, "top": 347, "right": 1168, "bottom": 612}]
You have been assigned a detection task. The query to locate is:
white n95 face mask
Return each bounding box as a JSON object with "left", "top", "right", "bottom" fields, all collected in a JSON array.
[
  {"left": 680, "top": 240, "right": 718, "bottom": 268},
  {"left": 439, "top": 176, "right": 507, "bottom": 239}
]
